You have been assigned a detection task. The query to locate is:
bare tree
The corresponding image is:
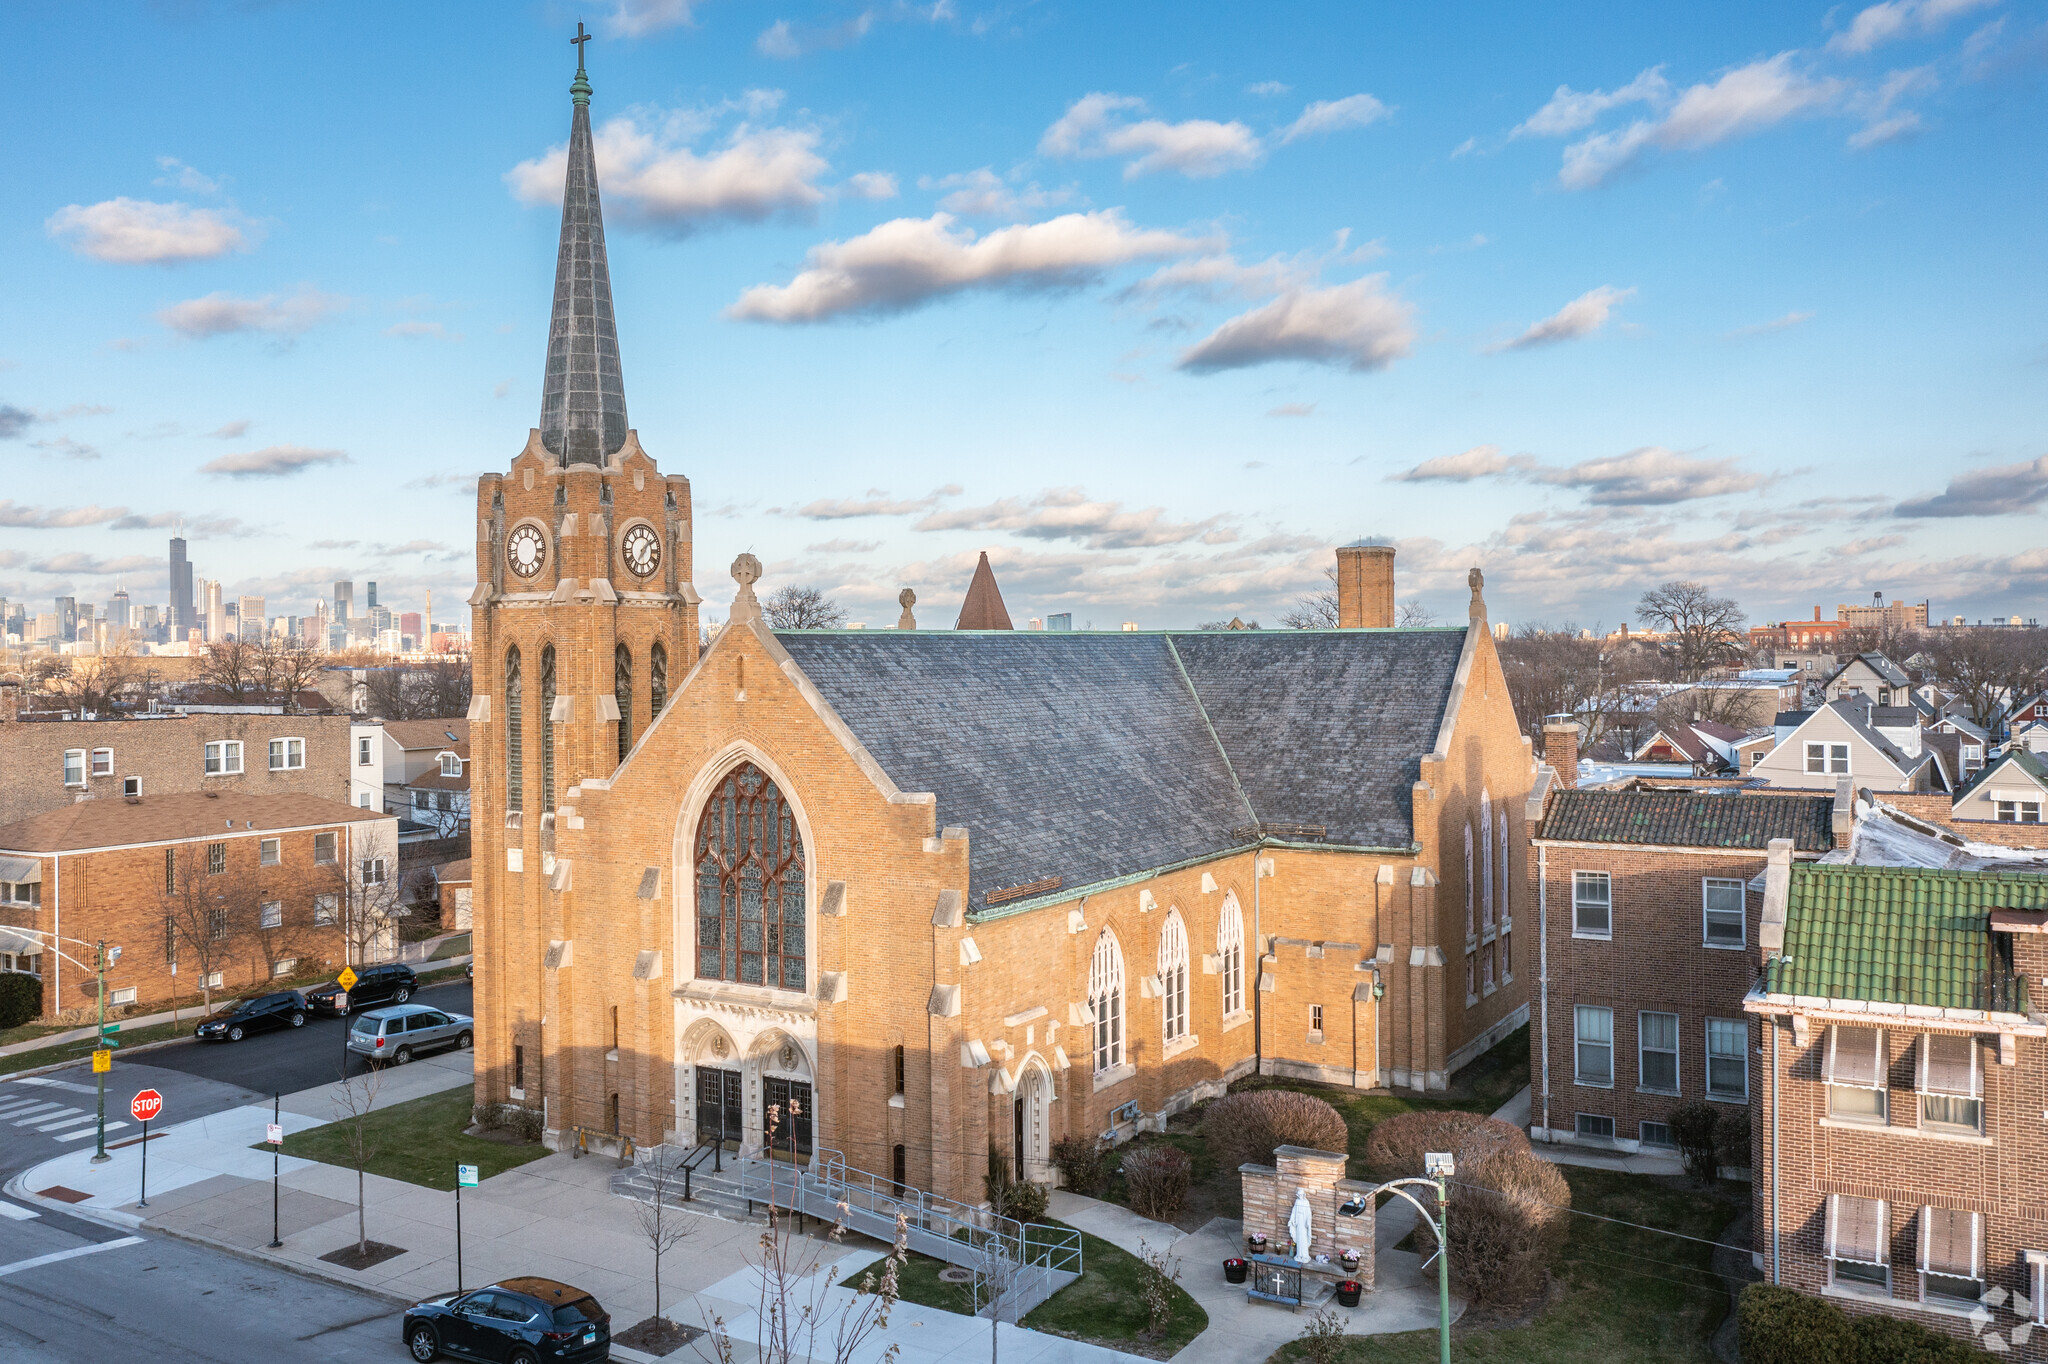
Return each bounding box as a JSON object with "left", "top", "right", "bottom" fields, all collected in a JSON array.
[
  {"left": 764, "top": 585, "right": 848, "bottom": 630},
  {"left": 160, "top": 847, "right": 262, "bottom": 1015},
  {"left": 1836, "top": 624, "right": 1925, "bottom": 666},
  {"left": 1635, "top": 582, "right": 1746, "bottom": 682},
  {"left": 310, "top": 830, "right": 407, "bottom": 969},
  {"left": 1925, "top": 628, "right": 2048, "bottom": 730},
  {"left": 237, "top": 874, "right": 311, "bottom": 986},
  {"left": 963, "top": 1225, "right": 1027, "bottom": 1364},
  {"left": 254, "top": 635, "right": 328, "bottom": 710},
  {"left": 361, "top": 658, "right": 473, "bottom": 721},
  {"left": 194, "top": 639, "right": 263, "bottom": 703},
  {"left": 332, "top": 1060, "right": 385, "bottom": 1255},
  {"left": 1497, "top": 624, "right": 1658, "bottom": 752},
  {"left": 627, "top": 1158, "right": 701, "bottom": 1339},
  {"left": 1136, "top": 1239, "right": 1184, "bottom": 1345},
  {"left": 44, "top": 651, "right": 138, "bottom": 716},
  {"left": 1281, "top": 567, "right": 1340, "bottom": 630},
  {"left": 1396, "top": 600, "right": 1438, "bottom": 628}
]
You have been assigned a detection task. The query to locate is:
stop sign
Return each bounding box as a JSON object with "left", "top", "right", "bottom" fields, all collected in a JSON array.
[{"left": 130, "top": 1089, "right": 164, "bottom": 1123}]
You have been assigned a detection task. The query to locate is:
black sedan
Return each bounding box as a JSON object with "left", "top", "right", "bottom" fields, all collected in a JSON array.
[
  {"left": 402, "top": 1278, "right": 610, "bottom": 1362},
  {"left": 303, "top": 961, "right": 419, "bottom": 1016},
  {"left": 193, "top": 990, "right": 308, "bottom": 1042}
]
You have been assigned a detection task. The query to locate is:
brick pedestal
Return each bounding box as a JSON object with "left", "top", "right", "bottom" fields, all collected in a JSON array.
[{"left": 1239, "top": 1144, "right": 1376, "bottom": 1289}]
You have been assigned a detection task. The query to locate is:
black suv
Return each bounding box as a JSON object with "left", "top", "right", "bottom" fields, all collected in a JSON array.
[
  {"left": 402, "top": 1277, "right": 610, "bottom": 1363},
  {"left": 304, "top": 962, "right": 418, "bottom": 1016},
  {"left": 194, "top": 991, "right": 308, "bottom": 1043}
]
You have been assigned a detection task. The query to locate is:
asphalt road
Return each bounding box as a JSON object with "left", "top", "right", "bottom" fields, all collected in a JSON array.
[{"left": 145, "top": 978, "right": 475, "bottom": 1094}]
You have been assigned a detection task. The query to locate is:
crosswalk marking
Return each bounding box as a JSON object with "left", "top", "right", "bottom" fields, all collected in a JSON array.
[
  {"left": 0, "top": 1202, "right": 39, "bottom": 1222},
  {"left": 0, "top": 1101, "right": 48, "bottom": 1118},
  {"left": 37, "top": 1114, "right": 98, "bottom": 1133},
  {"left": 0, "top": 1237, "right": 146, "bottom": 1278},
  {"left": 8, "top": 1104, "right": 65, "bottom": 1125},
  {"left": 16, "top": 1077, "right": 101, "bottom": 1095},
  {"left": 54, "top": 1121, "right": 127, "bottom": 1142}
]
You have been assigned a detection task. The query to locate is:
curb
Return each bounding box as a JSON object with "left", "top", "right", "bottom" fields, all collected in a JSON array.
[{"left": 1, "top": 1034, "right": 193, "bottom": 1081}]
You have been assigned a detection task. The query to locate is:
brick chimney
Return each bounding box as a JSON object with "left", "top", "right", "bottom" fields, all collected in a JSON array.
[
  {"left": 1335, "top": 543, "right": 1395, "bottom": 628},
  {"left": 1542, "top": 719, "right": 1578, "bottom": 788}
]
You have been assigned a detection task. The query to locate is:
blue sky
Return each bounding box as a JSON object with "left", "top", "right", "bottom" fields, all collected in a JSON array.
[{"left": 4, "top": 0, "right": 2046, "bottom": 632}]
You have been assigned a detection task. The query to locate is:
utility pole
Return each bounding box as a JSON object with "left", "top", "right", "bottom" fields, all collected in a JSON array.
[
  {"left": 1373, "top": 1157, "right": 1456, "bottom": 1364},
  {"left": 91, "top": 939, "right": 110, "bottom": 1164}
]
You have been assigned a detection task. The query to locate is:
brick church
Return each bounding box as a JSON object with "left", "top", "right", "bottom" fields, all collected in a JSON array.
[{"left": 468, "top": 54, "right": 1543, "bottom": 1207}]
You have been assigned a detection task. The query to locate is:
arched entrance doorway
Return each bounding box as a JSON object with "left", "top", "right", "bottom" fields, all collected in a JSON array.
[{"left": 1014, "top": 1058, "right": 1054, "bottom": 1183}]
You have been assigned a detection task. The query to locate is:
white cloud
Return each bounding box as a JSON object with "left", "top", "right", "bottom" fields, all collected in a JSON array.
[
  {"left": 508, "top": 114, "right": 830, "bottom": 234},
  {"left": 1557, "top": 55, "right": 1841, "bottom": 188},
  {"left": 1120, "top": 251, "right": 1318, "bottom": 303},
  {"left": 1848, "top": 112, "right": 1923, "bottom": 147},
  {"left": 1280, "top": 93, "right": 1392, "bottom": 143},
  {"left": 605, "top": 0, "right": 700, "bottom": 37},
  {"left": 385, "top": 320, "right": 461, "bottom": 340},
  {"left": 153, "top": 156, "right": 222, "bottom": 194},
  {"left": 31, "top": 436, "right": 100, "bottom": 461},
  {"left": 156, "top": 288, "right": 346, "bottom": 339},
  {"left": 757, "top": 11, "right": 874, "bottom": 57},
  {"left": 1391, "top": 444, "right": 1768, "bottom": 505},
  {"left": 1490, "top": 285, "right": 1635, "bottom": 352},
  {"left": 841, "top": 171, "right": 899, "bottom": 200},
  {"left": 914, "top": 487, "right": 1235, "bottom": 549},
  {"left": 922, "top": 168, "right": 1075, "bottom": 218},
  {"left": 728, "top": 210, "right": 1216, "bottom": 323},
  {"left": 796, "top": 485, "right": 963, "bottom": 519},
  {"left": 1724, "top": 310, "right": 1815, "bottom": 338},
  {"left": 0, "top": 405, "right": 38, "bottom": 439},
  {"left": 209, "top": 420, "right": 251, "bottom": 439},
  {"left": 46, "top": 198, "right": 252, "bottom": 264},
  {"left": 1266, "top": 403, "right": 1315, "bottom": 418},
  {"left": 201, "top": 445, "right": 349, "bottom": 478},
  {"left": 28, "top": 552, "right": 161, "bottom": 576},
  {"left": 1246, "top": 81, "right": 1292, "bottom": 97},
  {"left": 1849, "top": 65, "right": 1937, "bottom": 147},
  {"left": 1896, "top": 455, "right": 2048, "bottom": 517},
  {"left": 1040, "top": 93, "right": 1263, "bottom": 179},
  {"left": 806, "top": 537, "right": 882, "bottom": 553},
  {"left": 0, "top": 501, "right": 129, "bottom": 528},
  {"left": 1828, "top": 0, "right": 1998, "bottom": 54},
  {"left": 1390, "top": 445, "right": 1517, "bottom": 482},
  {"left": 1176, "top": 277, "right": 1417, "bottom": 375},
  {"left": 1513, "top": 67, "right": 1670, "bottom": 138}
]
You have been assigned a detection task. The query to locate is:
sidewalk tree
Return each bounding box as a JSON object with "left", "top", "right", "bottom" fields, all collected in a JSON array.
[
  {"left": 332, "top": 1059, "right": 385, "bottom": 1256},
  {"left": 160, "top": 848, "right": 264, "bottom": 1015},
  {"left": 309, "top": 826, "right": 406, "bottom": 968},
  {"left": 627, "top": 1157, "right": 700, "bottom": 1334}
]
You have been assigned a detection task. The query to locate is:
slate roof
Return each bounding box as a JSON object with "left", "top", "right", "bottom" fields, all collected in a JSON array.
[
  {"left": 773, "top": 628, "right": 1469, "bottom": 912},
  {"left": 538, "top": 55, "right": 628, "bottom": 466},
  {"left": 1537, "top": 789, "right": 1835, "bottom": 850},
  {"left": 1826, "top": 652, "right": 1911, "bottom": 689},
  {"left": 1763, "top": 864, "right": 2045, "bottom": 1012}
]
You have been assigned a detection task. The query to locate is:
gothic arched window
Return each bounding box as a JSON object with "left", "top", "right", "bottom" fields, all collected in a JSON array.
[
  {"left": 1463, "top": 822, "right": 1475, "bottom": 937},
  {"left": 650, "top": 641, "right": 668, "bottom": 716},
  {"left": 1480, "top": 790, "right": 1494, "bottom": 929},
  {"left": 693, "top": 762, "right": 806, "bottom": 990},
  {"left": 1090, "top": 929, "right": 1126, "bottom": 1074},
  {"left": 539, "top": 643, "right": 557, "bottom": 812},
  {"left": 614, "top": 643, "right": 633, "bottom": 765},
  {"left": 504, "top": 646, "right": 523, "bottom": 813},
  {"left": 1497, "top": 807, "right": 1511, "bottom": 924},
  {"left": 1218, "top": 893, "right": 1245, "bottom": 1018},
  {"left": 1160, "top": 910, "right": 1190, "bottom": 1044}
]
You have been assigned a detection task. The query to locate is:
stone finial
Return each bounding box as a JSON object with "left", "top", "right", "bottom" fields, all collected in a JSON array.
[
  {"left": 897, "top": 587, "right": 918, "bottom": 631},
  {"left": 1468, "top": 566, "right": 1486, "bottom": 622},
  {"left": 731, "top": 552, "right": 763, "bottom": 622}
]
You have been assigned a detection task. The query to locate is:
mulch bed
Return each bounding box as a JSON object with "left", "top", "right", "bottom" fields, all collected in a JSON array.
[
  {"left": 613, "top": 1316, "right": 703, "bottom": 1357},
  {"left": 319, "top": 1239, "right": 407, "bottom": 1271}
]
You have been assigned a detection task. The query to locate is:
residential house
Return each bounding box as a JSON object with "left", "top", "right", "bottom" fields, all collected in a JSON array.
[
  {"left": 1918, "top": 732, "right": 1984, "bottom": 792},
  {"left": 1736, "top": 732, "right": 1777, "bottom": 776},
  {"left": 402, "top": 737, "right": 470, "bottom": 838},
  {"left": 1751, "top": 697, "right": 1942, "bottom": 793},
  {"left": 1951, "top": 750, "right": 2048, "bottom": 828},
  {"left": 1529, "top": 786, "right": 1837, "bottom": 1154},
  {"left": 1823, "top": 654, "right": 1914, "bottom": 706},
  {"left": 1744, "top": 813, "right": 2048, "bottom": 1356},
  {"left": 2012, "top": 721, "right": 2048, "bottom": 758},
  {"left": 434, "top": 857, "right": 471, "bottom": 932},
  {"left": 1635, "top": 719, "right": 1748, "bottom": 775},
  {"left": 2009, "top": 693, "right": 2048, "bottom": 732}
]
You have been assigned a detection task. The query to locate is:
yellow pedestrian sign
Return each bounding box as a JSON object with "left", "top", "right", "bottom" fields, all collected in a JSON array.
[
  {"left": 337, "top": 966, "right": 358, "bottom": 990},
  {"left": 92, "top": 1048, "right": 111, "bottom": 1073}
]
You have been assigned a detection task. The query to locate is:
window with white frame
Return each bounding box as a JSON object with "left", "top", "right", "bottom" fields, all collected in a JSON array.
[
  {"left": 1575, "top": 1005, "right": 1614, "bottom": 1087},
  {"left": 273, "top": 959, "right": 297, "bottom": 978},
  {"left": 2, "top": 879, "right": 39, "bottom": 906},
  {"left": 122, "top": 776, "right": 140, "bottom": 797},
  {"left": 1703, "top": 879, "right": 1745, "bottom": 948},
  {"left": 1311, "top": 1003, "right": 1324, "bottom": 1034},
  {"left": 440, "top": 752, "right": 460, "bottom": 776},
  {"left": 1217, "top": 896, "right": 1244, "bottom": 1017},
  {"left": 1639, "top": 1011, "right": 1679, "bottom": 1093},
  {"left": 1996, "top": 798, "right": 2043, "bottom": 823},
  {"left": 1917, "top": 1033, "right": 1982, "bottom": 1135},
  {"left": 63, "top": 749, "right": 86, "bottom": 785},
  {"left": 109, "top": 986, "right": 137, "bottom": 1006},
  {"left": 260, "top": 900, "right": 282, "bottom": 929},
  {"left": 358, "top": 735, "right": 373, "bottom": 765},
  {"left": 1826, "top": 1193, "right": 1890, "bottom": 1292},
  {"left": 260, "top": 837, "right": 281, "bottom": 867},
  {"left": 312, "top": 893, "right": 338, "bottom": 925},
  {"left": 205, "top": 970, "right": 223, "bottom": 989},
  {"left": 269, "top": 737, "right": 305, "bottom": 771},
  {"left": 1805, "top": 741, "right": 1850, "bottom": 775},
  {"left": 1824, "top": 1025, "right": 1889, "bottom": 1123},
  {"left": 1481, "top": 942, "right": 1496, "bottom": 993},
  {"left": 1480, "top": 790, "right": 1495, "bottom": 928},
  {"left": 313, "top": 831, "right": 337, "bottom": 864},
  {"left": 361, "top": 857, "right": 386, "bottom": 887},
  {"left": 2029, "top": 1252, "right": 2048, "bottom": 1326},
  {"left": 1159, "top": 911, "right": 1189, "bottom": 1044},
  {"left": 204, "top": 740, "right": 243, "bottom": 775},
  {"left": 1573, "top": 871, "right": 1612, "bottom": 938},
  {"left": 207, "top": 841, "right": 227, "bottom": 875},
  {"left": 91, "top": 748, "right": 114, "bottom": 777},
  {"left": 1918, "top": 1206, "right": 1983, "bottom": 1306},
  {"left": 1706, "top": 1018, "right": 1748, "bottom": 1100},
  {"left": 1089, "top": 929, "right": 1126, "bottom": 1075}
]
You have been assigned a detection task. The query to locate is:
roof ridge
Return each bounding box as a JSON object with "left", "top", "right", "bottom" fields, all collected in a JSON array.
[{"left": 1162, "top": 634, "right": 1260, "bottom": 830}]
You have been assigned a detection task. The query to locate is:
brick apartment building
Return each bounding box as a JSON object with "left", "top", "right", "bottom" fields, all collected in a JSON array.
[
  {"left": 1746, "top": 839, "right": 2048, "bottom": 1358},
  {"left": 0, "top": 681, "right": 353, "bottom": 826},
  {"left": 0, "top": 791, "right": 397, "bottom": 1017},
  {"left": 1529, "top": 785, "right": 1837, "bottom": 1153}
]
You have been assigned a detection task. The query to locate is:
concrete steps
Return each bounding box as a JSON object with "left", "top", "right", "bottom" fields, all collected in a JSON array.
[{"left": 608, "top": 1145, "right": 757, "bottom": 1224}]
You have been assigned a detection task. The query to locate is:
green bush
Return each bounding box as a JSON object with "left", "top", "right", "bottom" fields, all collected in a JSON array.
[
  {"left": 1851, "top": 1313, "right": 1988, "bottom": 1363},
  {"left": 1203, "top": 1090, "right": 1349, "bottom": 1174},
  {"left": 1738, "top": 1283, "right": 1856, "bottom": 1364},
  {"left": 1715, "top": 1109, "right": 1752, "bottom": 1171},
  {"left": 996, "top": 1180, "right": 1050, "bottom": 1223},
  {"left": 1670, "top": 1101, "right": 1721, "bottom": 1186},
  {"left": 0, "top": 972, "right": 42, "bottom": 1030},
  {"left": 1052, "top": 1135, "right": 1109, "bottom": 1195}
]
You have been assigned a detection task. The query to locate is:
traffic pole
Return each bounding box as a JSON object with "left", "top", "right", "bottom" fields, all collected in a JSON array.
[
  {"left": 270, "top": 1092, "right": 283, "bottom": 1248},
  {"left": 455, "top": 1180, "right": 463, "bottom": 1294},
  {"left": 91, "top": 940, "right": 109, "bottom": 1164},
  {"left": 138, "top": 1118, "right": 149, "bottom": 1208},
  {"left": 1436, "top": 1171, "right": 1451, "bottom": 1364}
]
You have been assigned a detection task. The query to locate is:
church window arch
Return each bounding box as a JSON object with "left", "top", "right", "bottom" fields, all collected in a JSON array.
[
  {"left": 539, "top": 643, "right": 558, "bottom": 812},
  {"left": 1480, "top": 789, "right": 1494, "bottom": 929},
  {"left": 692, "top": 761, "right": 806, "bottom": 990},
  {"left": 1218, "top": 894, "right": 1245, "bottom": 1018},
  {"left": 1464, "top": 822, "right": 1475, "bottom": 936},
  {"left": 1159, "top": 910, "right": 1190, "bottom": 1044},
  {"left": 614, "top": 643, "right": 633, "bottom": 765},
  {"left": 650, "top": 641, "right": 668, "bottom": 716},
  {"left": 1497, "top": 806, "right": 1511, "bottom": 924},
  {"left": 1090, "top": 929, "right": 1126, "bottom": 1074},
  {"left": 504, "top": 646, "right": 523, "bottom": 813}
]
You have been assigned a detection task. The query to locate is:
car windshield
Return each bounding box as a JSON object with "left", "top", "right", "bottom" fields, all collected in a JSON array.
[
  {"left": 205, "top": 1000, "right": 249, "bottom": 1020},
  {"left": 552, "top": 1297, "right": 603, "bottom": 1327},
  {"left": 350, "top": 1014, "right": 380, "bottom": 1034}
]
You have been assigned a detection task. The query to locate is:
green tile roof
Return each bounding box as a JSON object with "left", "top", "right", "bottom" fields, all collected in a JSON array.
[{"left": 1766, "top": 864, "right": 2048, "bottom": 1012}]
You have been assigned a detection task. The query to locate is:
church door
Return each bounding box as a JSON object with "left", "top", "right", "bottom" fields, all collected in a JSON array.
[
  {"left": 695, "top": 1067, "right": 742, "bottom": 1150},
  {"left": 763, "top": 1076, "right": 813, "bottom": 1160}
]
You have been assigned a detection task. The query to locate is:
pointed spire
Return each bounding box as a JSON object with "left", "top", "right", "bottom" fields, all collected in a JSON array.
[
  {"left": 539, "top": 25, "right": 628, "bottom": 467},
  {"left": 955, "top": 552, "right": 1014, "bottom": 630}
]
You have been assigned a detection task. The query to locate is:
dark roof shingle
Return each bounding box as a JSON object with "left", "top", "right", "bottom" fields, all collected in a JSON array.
[{"left": 1538, "top": 789, "right": 1834, "bottom": 850}]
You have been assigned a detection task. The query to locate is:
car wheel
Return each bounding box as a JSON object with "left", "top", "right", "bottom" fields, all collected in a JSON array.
[
  {"left": 289, "top": 1012, "right": 306, "bottom": 1028},
  {"left": 227, "top": 1025, "right": 245, "bottom": 1042},
  {"left": 394, "top": 1046, "right": 414, "bottom": 1065},
  {"left": 456, "top": 1031, "right": 473, "bottom": 1051},
  {"left": 406, "top": 1322, "right": 440, "bottom": 1361},
  {"left": 394, "top": 987, "right": 412, "bottom": 1003},
  {"left": 508, "top": 1350, "right": 538, "bottom": 1364}
]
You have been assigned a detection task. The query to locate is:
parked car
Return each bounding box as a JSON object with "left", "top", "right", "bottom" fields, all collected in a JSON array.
[
  {"left": 194, "top": 991, "right": 308, "bottom": 1043},
  {"left": 303, "top": 962, "right": 418, "bottom": 1016},
  {"left": 347, "top": 1003, "right": 474, "bottom": 1066},
  {"left": 401, "top": 1277, "right": 610, "bottom": 1363}
]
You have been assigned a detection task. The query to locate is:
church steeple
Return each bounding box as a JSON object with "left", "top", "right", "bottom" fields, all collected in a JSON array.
[{"left": 539, "top": 23, "right": 629, "bottom": 467}]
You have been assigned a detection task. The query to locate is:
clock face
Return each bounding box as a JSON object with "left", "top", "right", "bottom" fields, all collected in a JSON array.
[
  {"left": 506, "top": 524, "right": 547, "bottom": 579},
  {"left": 622, "top": 523, "right": 661, "bottom": 579}
]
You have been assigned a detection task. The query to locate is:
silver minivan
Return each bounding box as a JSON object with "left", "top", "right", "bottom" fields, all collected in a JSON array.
[{"left": 348, "top": 1004, "right": 474, "bottom": 1065}]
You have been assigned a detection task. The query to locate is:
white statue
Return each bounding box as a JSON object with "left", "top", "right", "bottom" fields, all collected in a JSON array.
[{"left": 1287, "top": 1188, "right": 1313, "bottom": 1264}]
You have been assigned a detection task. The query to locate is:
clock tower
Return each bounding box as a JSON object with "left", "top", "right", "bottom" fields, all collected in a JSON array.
[{"left": 468, "top": 41, "right": 700, "bottom": 1112}]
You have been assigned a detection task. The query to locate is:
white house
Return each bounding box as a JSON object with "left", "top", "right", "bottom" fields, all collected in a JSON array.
[
  {"left": 1751, "top": 697, "right": 1941, "bottom": 793},
  {"left": 1951, "top": 749, "right": 2048, "bottom": 826}
]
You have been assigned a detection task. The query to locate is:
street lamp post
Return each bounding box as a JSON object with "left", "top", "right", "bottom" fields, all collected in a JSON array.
[{"left": 1370, "top": 1153, "right": 1457, "bottom": 1364}]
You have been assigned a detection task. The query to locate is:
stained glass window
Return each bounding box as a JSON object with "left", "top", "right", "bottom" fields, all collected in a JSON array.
[
  {"left": 694, "top": 762, "right": 806, "bottom": 990},
  {"left": 1160, "top": 911, "right": 1189, "bottom": 1043},
  {"left": 1090, "top": 929, "right": 1125, "bottom": 1074}
]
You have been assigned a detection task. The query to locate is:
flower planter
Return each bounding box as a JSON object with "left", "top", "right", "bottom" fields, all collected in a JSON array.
[
  {"left": 1336, "top": 1279, "right": 1363, "bottom": 1307},
  {"left": 1340, "top": 1251, "right": 1361, "bottom": 1272},
  {"left": 1247, "top": 1234, "right": 1268, "bottom": 1253},
  {"left": 1223, "top": 1258, "right": 1248, "bottom": 1284}
]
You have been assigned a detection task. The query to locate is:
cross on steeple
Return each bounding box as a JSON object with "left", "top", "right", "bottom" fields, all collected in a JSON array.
[{"left": 571, "top": 21, "right": 592, "bottom": 72}]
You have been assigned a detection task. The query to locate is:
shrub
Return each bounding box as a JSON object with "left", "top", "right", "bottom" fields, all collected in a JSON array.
[
  {"left": 1670, "top": 1101, "right": 1721, "bottom": 1186},
  {"left": 1851, "top": 1314, "right": 1988, "bottom": 1363},
  {"left": 1138, "top": 1239, "right": 1183, "bottom": 1339},
  {"left": 1121, "top": 1144, "right": 1194, "bottom": 1220},
  {"left": 1363, "top": 1109, "right": 1527, "bottom": 1183},
  {"left": 1297, "top": 1307, "right": 1348, "bottom": 1364},
  {"left": 1203, "top": 1090, "right": 1349, "bottom": 1174},
  {"left": 506, "top": 1105, "right": 544, "bottom": 1144},
  {"left": 0, "top": 972, "right": 41, "bottom": 1030},
  {"left": 1738, "top": 1283, "right": 1856, "bottom": 1364},
  {"left": 472, "top": 1102, "right": 506, "bottom": 1132},
  {"left": 1715, "top": 1109, "right": 1752, "bottom": 1172},
  {"left": 1051, "top": 1135, "right": 1109, "bottom": 1195},
  {"left": 996, "top": 1180, "right": 1050, "bottom": 1223},
  {"left": 1444, "top": 1149, "right": 1571, "bottom": 1309}
]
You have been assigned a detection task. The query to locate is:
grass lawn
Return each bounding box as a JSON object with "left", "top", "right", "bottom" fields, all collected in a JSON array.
[
  {"left": 261, "top": 1087, "right": 549, "bottom": 1190},
  {"left": 1263, "top": 1166, "right": 1740, "bottom": 1364},
  {"left": 0, "top": 1019, "right": 195, "bottom": 1076},
  {"left": 428, "top": 933, "right": 472, "bottom": 960}
]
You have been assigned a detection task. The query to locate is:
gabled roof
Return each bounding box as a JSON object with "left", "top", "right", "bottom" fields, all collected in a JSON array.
[
  {"left": 1783, "top": 696, "right": 1924, "bottom": 778},
  {"left": 773, "top": 627, "right": 1470, "bottom": 911},
  {"left": 1537, "top": 788, "right": 1834, "bottom": 850},
  {"left": 0, "top": 791, "right": 387, "bottom": 853},
  {"left": 1764, "top": 863, "right": 2042, "bottom": 1012},
  {"left": 1956, "top": 747, "right": 2048, "bottom": 803},
  {"left": 383, "top": 719, "right": 469, "bottom": 752},
  {"left": 1825, "top": 652, "right": 1911, "bottom": 689}
]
